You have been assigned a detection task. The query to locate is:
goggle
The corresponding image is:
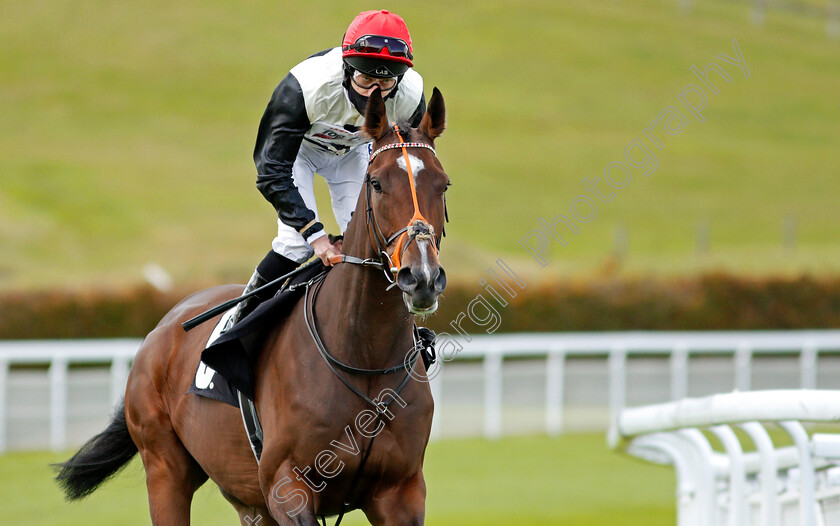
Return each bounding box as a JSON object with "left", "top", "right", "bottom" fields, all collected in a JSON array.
[
  {"left": 343, "top": 35, "right": 413, "bottom": 60},
  {"left": 351, "top": 70, "right": 397, "bottom": 90}
]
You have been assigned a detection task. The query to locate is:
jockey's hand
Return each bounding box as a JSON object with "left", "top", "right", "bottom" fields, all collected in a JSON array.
[{"left": 311, "top": 235, "right": 343, "bottom": 266}]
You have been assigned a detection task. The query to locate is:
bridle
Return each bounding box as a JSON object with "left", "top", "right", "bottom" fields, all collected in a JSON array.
[{"left": 331, "top": 124, "right": 446, "bottom": 287}]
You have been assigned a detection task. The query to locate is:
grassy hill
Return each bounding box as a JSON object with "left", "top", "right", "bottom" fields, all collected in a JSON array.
[{"left": 2, "top": 0, "right": 839, "bottom": 290}]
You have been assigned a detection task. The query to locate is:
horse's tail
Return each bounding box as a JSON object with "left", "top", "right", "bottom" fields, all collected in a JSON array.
[{"left": 53, "top": 400, "right": 138, "bottom": 500}]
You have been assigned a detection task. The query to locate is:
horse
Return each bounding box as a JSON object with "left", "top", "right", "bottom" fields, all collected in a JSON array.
[{"left": 54, "top": 87, "right": 449, "bottom": 526}]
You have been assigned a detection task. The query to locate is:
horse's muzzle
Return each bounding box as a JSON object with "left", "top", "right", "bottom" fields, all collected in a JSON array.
[{"left": 396, "top": 262, "right": 447, "bottom": 315}]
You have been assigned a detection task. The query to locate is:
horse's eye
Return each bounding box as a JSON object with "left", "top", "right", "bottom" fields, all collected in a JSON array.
[
  {"left": 443, "top": 182, "right": 452, "bottom": 193},
  {"left": 371, "top": 179, "right": 383, "bottom": 193}
]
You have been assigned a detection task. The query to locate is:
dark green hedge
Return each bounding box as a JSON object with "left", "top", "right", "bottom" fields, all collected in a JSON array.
[
  {"left": 2, "top": 273, "right": 840, "bottom": 339},
  {"left": 0, "top": 287, "right": 183, "bottom": 339},
  {"left": 431, "top": 273, "right": 840, "bottom": 333}
]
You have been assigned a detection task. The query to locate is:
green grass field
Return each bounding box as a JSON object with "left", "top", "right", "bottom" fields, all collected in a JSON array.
[
  {"left": 2, "top": 0, "right": 839, "bottom": 289},
  {"left": 0, "top": 434, "right": 675, "bottom": 525}
]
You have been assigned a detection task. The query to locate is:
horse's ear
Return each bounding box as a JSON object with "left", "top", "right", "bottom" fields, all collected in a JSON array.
[
  {"left": 363, "top": 87, "right": 389, "bottom": 142},
  {"left": 419, "top": 87, "right": 446, "bottom": 142}
]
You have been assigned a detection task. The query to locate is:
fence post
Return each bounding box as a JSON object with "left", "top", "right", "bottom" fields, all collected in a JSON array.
[
  {"left": 546, "top": 348, "right": 566, "bottom": 435},
  {"left": 670, "top": 344, "right": 689, "bottom": 400},
  {"left": 0, "top": 359, "right": 7, "bottom": 453},
  {"left": 484, "top": 352, "right": 503, "bottom": 440},
  {"left": 735, "top": 343, "right": 752, "bottom": 391},
  {"left": 609, "top": 347, "right": 627, "bottom": 420},
  {"left": 738, "top": 422, "right": 781, "bottom": 526},
  {"left": 50, "top": 357, "right": 68, "bottom": 451},
  {"left": 430, "top": 362, "right": 443, "bottom": 440},
  {"left": 779, "top": 421, "right": 817, "bottom": 526},
  {"left": 710, "top": 425, "right": 748, "bottom": 526},
  {"left": 110, "top": 356, "right": 130, "bottom": 407},
  {"left": 800, "top": 342, "right": 818, "bottom": 390},
  {"left": 751, "top": 0, "right": 766, "bottom": 25}
]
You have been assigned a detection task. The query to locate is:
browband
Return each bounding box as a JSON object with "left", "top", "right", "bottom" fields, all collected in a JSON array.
[{"left": 369, "top": 142, "right": 436, "bottom": 163}]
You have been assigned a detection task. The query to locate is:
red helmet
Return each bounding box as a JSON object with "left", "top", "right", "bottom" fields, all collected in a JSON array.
[{"left": 342, "top": 10, "right": 413, "bottom": 77}]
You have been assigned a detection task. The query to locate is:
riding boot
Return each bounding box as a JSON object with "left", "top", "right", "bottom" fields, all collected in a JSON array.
[
  {"left": 227, "top": 251, "right": 300, "bottom": 329},
  {"left": 226, "top": 270, "right": 267, "bottom": 329}
]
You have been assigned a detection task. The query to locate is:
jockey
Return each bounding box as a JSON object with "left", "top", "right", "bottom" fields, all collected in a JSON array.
[{"left": 229, "top": 10, "right": 426, "bottom": 327}]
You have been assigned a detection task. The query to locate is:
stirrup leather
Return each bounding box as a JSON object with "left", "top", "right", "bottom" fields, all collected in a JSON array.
[{"left": 237, "top": 390, "right": 263, "bottom": 462}]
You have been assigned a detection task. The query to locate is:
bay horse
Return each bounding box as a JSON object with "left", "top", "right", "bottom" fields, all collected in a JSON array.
[{"left": 55, "top": 87, "right": 449, "bottom": 525}]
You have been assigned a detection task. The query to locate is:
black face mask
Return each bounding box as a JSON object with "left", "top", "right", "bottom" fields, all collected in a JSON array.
[{"left": 342, "top": 65, "right": 401, "bottom": 116}]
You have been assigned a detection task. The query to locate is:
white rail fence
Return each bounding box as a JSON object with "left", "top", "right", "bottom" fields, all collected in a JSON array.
[
  {"left": 2, "top": 331, "right": 840, "bottom": 452},
  {"left": 610, "top": 390, "right": 840, "bottom": 526}
]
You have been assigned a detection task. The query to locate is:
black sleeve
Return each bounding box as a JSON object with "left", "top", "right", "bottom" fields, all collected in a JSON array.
[
  {"left": 253, "top": 73, "right": 323, "bottom": 241},
  {"left": 408, "top": 92, "right": 426, "bottom": 127}
]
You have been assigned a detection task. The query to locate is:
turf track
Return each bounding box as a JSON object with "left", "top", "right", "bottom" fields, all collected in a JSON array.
[{"left": 0, "top": 434, "right": 675, "bottom": 525}]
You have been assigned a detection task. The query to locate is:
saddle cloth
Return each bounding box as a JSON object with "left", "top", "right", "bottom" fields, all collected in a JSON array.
[
  {"left": 187, "top": 261, "right": 328, "bottom": 403},
  {"left": 187, "top": 308, "right": 240, "bottom": 407}
]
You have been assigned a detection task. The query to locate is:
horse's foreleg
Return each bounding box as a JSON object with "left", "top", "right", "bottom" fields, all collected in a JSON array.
[
  {"left": 363, "top": 472, "right": 426, "bottom": 526},
  {"left": 261, "top": 464, "right": 321, "bottom": 526},
  {"left": 234, "top": 506, "right": 280, "bottom": 526},
  {"left": 219, "top": 488, "right": 280, "bottom": 526}
]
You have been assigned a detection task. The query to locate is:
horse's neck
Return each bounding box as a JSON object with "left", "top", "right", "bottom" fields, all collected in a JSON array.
[{"left": 314, "top": 228, "right": 414, "bottom": 369}]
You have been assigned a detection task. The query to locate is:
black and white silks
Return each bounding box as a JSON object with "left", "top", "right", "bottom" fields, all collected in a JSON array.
[{"left": 253, "top": 47, "right": 426, "bottom": 246}]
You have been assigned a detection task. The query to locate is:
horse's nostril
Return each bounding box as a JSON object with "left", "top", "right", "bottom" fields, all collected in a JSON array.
[
  {"left": 397, "top": 267, "right": 417, "bottom": 292},
  {"left": 434, "top": 267, "right": 447, "bottom": 293}
]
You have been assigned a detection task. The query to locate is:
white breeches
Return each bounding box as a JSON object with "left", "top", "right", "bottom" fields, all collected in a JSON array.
[{"left": 271, "top": 141, "right": 370, "bottom": 263}]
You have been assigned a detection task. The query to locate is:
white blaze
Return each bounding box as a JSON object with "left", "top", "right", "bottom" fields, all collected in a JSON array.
[
  {"left": 396, "top": 153, "right": 425, "bottom": 180},
  {"left": 417, "top": 238, "right": 432, "bottom": 283}
]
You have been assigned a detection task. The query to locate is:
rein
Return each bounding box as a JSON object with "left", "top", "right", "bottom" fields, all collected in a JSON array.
[
  {"left": 300, "top": 273, "right": 420, "bottom": 377},
  {"left": 302, "top": 271, "right": 421, "bottom": 526},
  {"left": 303, "top": 273, "right": 420, "bottom": 399},
  {"left": 307, "top": 127, "right": 439, "bottom": 525}
]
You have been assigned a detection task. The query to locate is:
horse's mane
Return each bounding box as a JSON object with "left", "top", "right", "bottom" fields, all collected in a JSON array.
[{"left": 394, "top": 121, "right": 413, "bottom": 142}]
